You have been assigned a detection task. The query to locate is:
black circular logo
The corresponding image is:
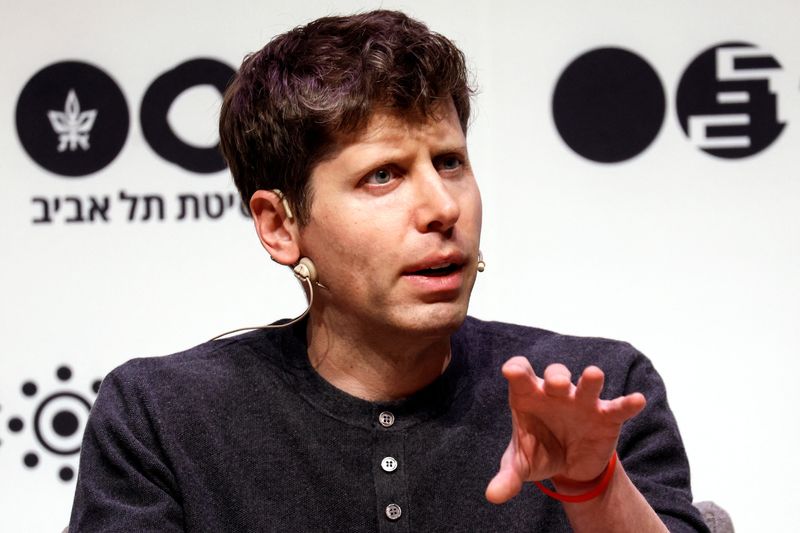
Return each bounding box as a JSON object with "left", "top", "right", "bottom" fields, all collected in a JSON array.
[
  {"left": 552, "top": 47, "right": 666, "bottom": 163},
  {"left": 140, "top": 58, "right": 234, "bottom": 174},
  {"left": 33, "top": 391, "right": 91, "bottom": 455},
  {"left": 676, "top": 42, "right": 785, "bottom": 159},
  {"left": 5, "top": 365, "right": 101, "bottom": 482},
  {"left": 16, "top": 61, "right": 129, "bottom": 177}
]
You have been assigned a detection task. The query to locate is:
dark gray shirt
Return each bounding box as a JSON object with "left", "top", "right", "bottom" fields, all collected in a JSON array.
[{"left": 69, "top": 317, "right": 708, "bottom": 532}]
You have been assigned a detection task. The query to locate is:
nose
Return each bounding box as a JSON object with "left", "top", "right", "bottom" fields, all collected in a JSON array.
[{"left": 414, "top": 168, "right": 461, "bottom": 234}]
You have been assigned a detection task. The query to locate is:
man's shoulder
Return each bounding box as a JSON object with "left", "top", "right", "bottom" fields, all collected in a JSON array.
[
  {"left": 104, "top": 328, "right": 289, "bottom": 402},
  {"left": 459, "top": 316, "right": 644, "bottom": 375}
]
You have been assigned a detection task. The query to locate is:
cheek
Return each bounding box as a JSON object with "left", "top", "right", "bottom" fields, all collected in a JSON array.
[
  {"left": 463, "top": 187, "right": 483, "bottom": 233},
  {"left": 473, "top": 192, "right": 483, "bottom": 225},
  {"left": 307, "top": 221, "right": 385, "bottom": 279}
]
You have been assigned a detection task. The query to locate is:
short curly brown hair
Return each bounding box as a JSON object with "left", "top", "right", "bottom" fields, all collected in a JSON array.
[{"left": 219, "top": 10, "right": 474, "bottom": 224}]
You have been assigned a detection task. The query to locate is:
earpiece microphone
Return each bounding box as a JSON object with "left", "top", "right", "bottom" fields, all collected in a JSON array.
[
  {"left": 271, "top": 189, "right": 294, "bottom": 220},
  {"left": 293, "top": 257, "right": 318, "bottom": 283},
  {"left": 210, "top": 190, "right": 330, "bottom": 340},
  {"left": 209, "top": 256, "right": 323, "bottom": 341}
]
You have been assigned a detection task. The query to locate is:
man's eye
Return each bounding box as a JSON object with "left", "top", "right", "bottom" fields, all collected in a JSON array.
[
  {"left": 365, "top": 168, "right": 394, "bottom": 185},
  {"left": 439, "top": 156, "right": 462, "bottom": 171}
]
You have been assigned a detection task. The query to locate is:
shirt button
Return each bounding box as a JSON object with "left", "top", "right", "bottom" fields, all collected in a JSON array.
[
  {"left": 381, "top": 456, "right": 398, "bottom": 472},
  {"left": 378, "top": 411, "right": 395, "bottom": 427},
  {"left": 385, "top": 503, "right": 402, "bottom": 521}
]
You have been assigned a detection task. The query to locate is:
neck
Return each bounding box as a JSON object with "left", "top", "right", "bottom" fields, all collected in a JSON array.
[{"left": 306, "top": 311, "right": 452, "bottom": 402}]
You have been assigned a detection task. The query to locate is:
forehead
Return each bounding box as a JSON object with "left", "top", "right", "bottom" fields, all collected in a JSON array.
[{"left": 326, "top": 101, "right": 466, "bottom": 166}]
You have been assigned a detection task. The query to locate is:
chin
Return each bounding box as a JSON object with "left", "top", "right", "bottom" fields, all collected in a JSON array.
[{"left": 394, "top": 302, "right": 469, "bottom": 338}]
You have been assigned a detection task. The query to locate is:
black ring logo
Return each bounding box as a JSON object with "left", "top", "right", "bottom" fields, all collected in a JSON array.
[{"left": 141, "top": 58, "right": 235, "bottom": 173}]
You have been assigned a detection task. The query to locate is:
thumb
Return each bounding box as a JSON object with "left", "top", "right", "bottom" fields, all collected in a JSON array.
[{"left": 485, "top": 461, "right": 524, "bottom": 504}]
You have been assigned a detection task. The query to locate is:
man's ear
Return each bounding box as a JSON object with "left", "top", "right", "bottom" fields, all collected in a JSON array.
[{"left": 250, "top": 189, "right": 301, "bottom": 265}]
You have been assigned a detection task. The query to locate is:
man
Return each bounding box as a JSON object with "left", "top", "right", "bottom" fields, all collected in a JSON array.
[{"left": 69, "top": 10, "right": 708, "bottom": 532}]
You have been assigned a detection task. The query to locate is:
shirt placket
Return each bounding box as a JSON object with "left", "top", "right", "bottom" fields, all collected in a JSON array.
[{"left": 372, "top": 410, "right": 410, "bottom": 533}]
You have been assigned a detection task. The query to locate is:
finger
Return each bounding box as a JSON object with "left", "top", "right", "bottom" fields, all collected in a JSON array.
[
  {"left": 575, "top": 365, "right": 604, "bottom": 406},
  {"left": 502, "top": 356, "right": 539, "bottom": 398},
  {"left": 486, "top": 440, "right": 524, "bottom": 504},
  {"left": 603, "top": 392, "right": 647, "bottom": 423},
  {"left": 543, "top": 364, "right": 573, "bottom": 398},
  {"left": 485, "top": 461, "right": 525, "bottom": 504}
]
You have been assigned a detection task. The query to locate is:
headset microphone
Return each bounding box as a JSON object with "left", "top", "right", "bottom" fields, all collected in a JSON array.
[
  {"left": 210, "top": 189, "right": 329, "bottom": 340},
  {"left": 293, "top": 257, "right": 318, "bottom": 283},
  {"left": 271, "top": 189, "right": 294, "bottom": 220},
  {"left": 211, "top": 248, "right": 484, "bottom": 341},
  {"left": 210, "top": 256, "right": 322, "bottom": 341}
]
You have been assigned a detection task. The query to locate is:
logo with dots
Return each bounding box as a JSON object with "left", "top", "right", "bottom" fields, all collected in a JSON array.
[{"left": 3, "top": 365, "right": 101, "bottom": 482}]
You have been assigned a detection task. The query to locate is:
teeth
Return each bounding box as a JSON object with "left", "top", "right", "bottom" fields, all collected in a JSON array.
[{"left": 429, "top": 263, "right": 452, "bottom": 270}]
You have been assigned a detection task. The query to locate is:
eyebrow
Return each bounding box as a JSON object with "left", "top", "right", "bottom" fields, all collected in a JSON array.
[
  {"left": 433, "top": 145, "right": 469, "bottom": 156},
  {"left": 347, "top": 144, "right": 469, "bottom": 178}
]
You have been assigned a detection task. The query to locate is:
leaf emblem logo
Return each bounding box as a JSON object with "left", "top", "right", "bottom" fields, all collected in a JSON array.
[{"left": 46, "top": 89, "right": 98, "bottom": 152}]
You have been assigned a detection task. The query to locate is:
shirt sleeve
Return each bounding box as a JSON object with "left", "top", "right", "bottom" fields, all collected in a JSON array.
[
  {"left": 69, "top": 367, "right": 184, "bottom": 532},
  {"left": 617, "top": 350, "right": 710, "bottom": 533}
]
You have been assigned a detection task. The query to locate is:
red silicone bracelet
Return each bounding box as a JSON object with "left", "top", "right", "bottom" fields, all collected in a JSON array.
[{"left": 533, "top": 452, "right": 618, "bottom": 503}]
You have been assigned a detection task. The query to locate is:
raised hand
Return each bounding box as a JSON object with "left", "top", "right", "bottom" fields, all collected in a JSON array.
[{"left": 485, "top": 356, "right": 646, "bottom": 504}]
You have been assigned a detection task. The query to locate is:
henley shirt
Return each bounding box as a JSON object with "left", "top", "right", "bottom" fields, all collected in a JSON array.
[{"left": 69, "top": 316, "right": 708, "bottom": 532}]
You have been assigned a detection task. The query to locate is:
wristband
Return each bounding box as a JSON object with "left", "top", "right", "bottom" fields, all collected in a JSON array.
[{"left": 533, "top": 452, "right": 618, "bottom": 503}]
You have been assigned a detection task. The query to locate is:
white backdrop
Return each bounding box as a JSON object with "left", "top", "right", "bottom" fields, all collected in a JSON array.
[{"left": 2, "top": 1, "right": 798, "bottom": 531}]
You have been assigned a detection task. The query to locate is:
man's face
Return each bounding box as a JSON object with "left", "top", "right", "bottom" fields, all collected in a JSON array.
[{"left": 297, "top": 101, "right": 482, "bottom": 338}]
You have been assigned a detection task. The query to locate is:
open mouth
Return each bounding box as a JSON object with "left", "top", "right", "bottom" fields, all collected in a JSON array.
[{"left": 408, "top": 263, "right": 461, "bottom": 277}]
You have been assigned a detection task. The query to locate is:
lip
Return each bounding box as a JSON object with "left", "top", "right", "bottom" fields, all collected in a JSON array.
[
  {"left": 401, "top": 251, "right": 467, "bottom": 295},
  {"left": 401, "top": 251, "right": 467, "bottom": 275}
]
